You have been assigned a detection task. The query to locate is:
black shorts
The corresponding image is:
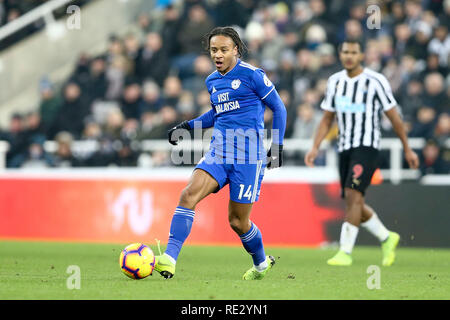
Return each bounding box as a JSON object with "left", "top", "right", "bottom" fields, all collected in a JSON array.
[{"left": 339, "top": 147, "right": 380, "bottom": 198}]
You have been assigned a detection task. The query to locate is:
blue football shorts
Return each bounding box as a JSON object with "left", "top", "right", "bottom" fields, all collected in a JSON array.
[{"left": 194, "top": 152, "right": 266, "bottom": 204}]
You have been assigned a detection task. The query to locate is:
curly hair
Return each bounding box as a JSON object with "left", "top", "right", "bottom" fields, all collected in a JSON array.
[{"left": 203, "top": 26, "right": 247, "bottom": 57}]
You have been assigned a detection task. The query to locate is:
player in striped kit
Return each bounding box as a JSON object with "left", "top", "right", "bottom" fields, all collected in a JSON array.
[
  {"left": 305, "top": 39, "right": 419, "bottom": 266},
  {"left": 154, "top": 27, "right": 287, "bottom": 279}
]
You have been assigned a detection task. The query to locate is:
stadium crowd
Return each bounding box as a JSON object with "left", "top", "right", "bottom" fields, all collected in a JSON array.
[{"left": 1, "top": 0, "right": 449, "bottom": 175}]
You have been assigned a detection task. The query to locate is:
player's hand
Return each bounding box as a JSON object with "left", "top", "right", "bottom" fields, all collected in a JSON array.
[
  {"left": 405, "top": 148, "right": 419, "bottom": 169},
  {"left": 304, "top": 147, "right": 319, "bottom": 167},
  {"left": 167, "top": 120, "right": 190, "bottom": 145},
  {"left": 267, "top": 144, "right": 283, "bottom": 169}
]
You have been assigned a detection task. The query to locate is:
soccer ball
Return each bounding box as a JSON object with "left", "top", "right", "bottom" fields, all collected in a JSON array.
[{"left": 119, "top": 243, "right": 155, "bottom": 279}]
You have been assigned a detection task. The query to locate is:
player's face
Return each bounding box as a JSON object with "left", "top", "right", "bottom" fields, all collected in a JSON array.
[
  {"left": 209, "top": 35, "right": 238, "bottom": 74},
  {"left": 339, "top": 43, "right": 364, "bottom": 71}
]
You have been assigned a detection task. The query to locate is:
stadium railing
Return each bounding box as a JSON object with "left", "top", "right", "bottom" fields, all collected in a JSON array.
[
  {"left": 0, "top": 0, "right": 75, "bottom": 42},
  {"left": 1, "top": 137, "right": 448, "bottom": 185}
]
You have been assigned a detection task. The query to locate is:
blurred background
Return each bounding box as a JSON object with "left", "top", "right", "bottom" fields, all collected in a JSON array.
[{"left": 0, "top": 0, "right": 449, "bottom": 246}]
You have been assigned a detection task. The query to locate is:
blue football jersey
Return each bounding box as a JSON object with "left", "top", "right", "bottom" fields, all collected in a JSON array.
[{"left": 204, "top": 59, "right": 275, "bottom": 162}]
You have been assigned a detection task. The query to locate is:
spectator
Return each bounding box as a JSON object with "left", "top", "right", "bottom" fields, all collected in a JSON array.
[
  {"left": 343, "top": 19, "right": 365, "bottom": 43},
  {"left": 409, "top": 106, "right": 437, "bottom": 139},
  {"left": 195, "top": 89, "right": 212, "bottom": 115},
  {"left": 182, "top": 55, "right": 214, "bottom": 96},
  {"left": 405, "top": 21, "right": 432, "bottom": 61},
  {"left": 420, "top": 53, "right": 448, "bottom": 79},
  {"left": 315, "top": 43, "right": 340, "bottom": 79},
  {"left": 162, "top": 75, "right": 183, "bottom": 107},
  {"left": 136, "top": 32, "right": 169, "bottom": 86},
  {"left": 366, "top": 41, "right": 384, "bottom": 72},
  {"left": 277, "top": 49, "right": 296, "bottom": 94},
  {"left": 308, "top": 0, "right": 334, "bottom": 37},
  {"left": 291, "top": 103, "right": 322, "bottom": 140},
  {"left": 212, "top": 0, "right": 253, "bottom": 28},
  {"left": 38, "top": 78, "right": 62, "bottom": 136},
  {"left": 123, "top": 33, "right": 141, "bottom": 75},
  {"left": 5, "top": 114, "right": 28, "bottom": 168},
  {"left": 23, "top": 111, "right": 46, "bottom": 145},
  {"left": 260, "top": 21, "right": 285, "bottom": 66},
  {"left": 114, "top": 138, "right": 139, "bottom": 167},
  {"left": 104, "top": 108, "right": 125, "bottom": 141},
  {"left": 84, "top": 137, "right": 117, "bottom": 167},
  {"left": 176, "top": 90, "right": 196, "bottom": 121},
  {"left": 174, "top": 4, "right": 214, "bottom": 77},
  {"left": 20, "top": 137, "right": 54, "bottom": 169},
  {"left": 422, "top": 72, "right": 448, "bottom": 114},
  {"left": 142, "top": 105, "right": 178, "bottom": 140},
  {"left": 293, "top": 47, "right": 317, "bottom": 103},
  {"left": 105, "top": 55, "right": 130, "bottom": 100},
  {"left": 434, "top": 112, "right": 450, "bottom": 145},
  {"left": 53, "top": 131, "right": 83, "bottom": 167},
  {"left": 86, "top": 56, "right": 108, "bottom": 103},
  {"left": 428, "top": 25, "right": 450, "bottom": 67},
  {"left": 82, "top": 121, "right": 103, "bottom": 141},
  {"left": 69, "top": 53, "right": 92, "bottom": 91},
  {"left": 139, "top": 80, "right": 163, "bottom": 118},
  {"left": 120, "top": 80, "right": 142, "bottom": 121},
  {"left": 394, "top": 23, "right": 412, "bottom": 58},
  {"left": 106, "top": 35, "right": 125, "bottom": 65},
  {"left": 51, "top": 82, "right": 90, "bottom": 139},
  {"left": 399, "top": 77, "right": 424, "bottom": 119},
  {"left": 278, "top": 89, "right": 295, "bottom": 138},
  {"left": 160, "top": 4, "right": 182, "bottom": 57},
  {"left": 382, "top": 58, "right": 403, "bottom": 94},
  {"left": 405, "top": 0, "right": 424, "bottom": 34},
  {"left": 419, "top": 138, "right": 450, "bottom": 175}
]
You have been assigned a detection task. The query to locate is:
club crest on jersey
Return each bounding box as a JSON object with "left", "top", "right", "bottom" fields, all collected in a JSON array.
[
  {"left": 263, "top": 74, "right": 273, "bottom": 87},
  {"left": 231, "top": 79, "right": 241, "bottom": 90}
]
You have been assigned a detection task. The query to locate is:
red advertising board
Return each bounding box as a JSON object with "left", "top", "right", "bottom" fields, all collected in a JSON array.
[{"left": 0, "top": 171, "right": 344, "bottom": 246}]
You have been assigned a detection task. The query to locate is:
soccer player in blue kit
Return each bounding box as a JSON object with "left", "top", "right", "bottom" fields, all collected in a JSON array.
[{"left": 154, "top": 27, "right": 287, "bottom": 280}]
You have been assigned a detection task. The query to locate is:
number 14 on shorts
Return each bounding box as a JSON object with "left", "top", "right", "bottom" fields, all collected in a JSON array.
[{"left": 238, "top": 184, "right": 252, "bottom": 200}]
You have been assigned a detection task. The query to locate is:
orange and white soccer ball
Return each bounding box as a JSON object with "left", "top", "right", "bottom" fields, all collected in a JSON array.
[{"left": 119, "top": 243, "right": 155, "bottom": 279}]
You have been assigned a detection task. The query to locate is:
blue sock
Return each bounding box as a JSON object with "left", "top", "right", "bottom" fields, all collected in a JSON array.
[
  {"left": 240, "top": 222, "right": 266, "bottom": 266},
  {"left": 164, "top": 206, "right": 194, "bottom": 261}
]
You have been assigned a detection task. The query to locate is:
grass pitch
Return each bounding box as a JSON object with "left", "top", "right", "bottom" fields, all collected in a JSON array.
[{"left": 1, "top": 240, "right": 449, "bottom": 300}]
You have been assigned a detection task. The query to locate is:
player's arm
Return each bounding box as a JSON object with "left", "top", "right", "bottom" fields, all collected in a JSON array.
[
  {"left": 252, "top": 69, "right": 287, "bottom": 168},
  {"left": 264, "top": 89, "right": 287, "bottom": 168},
  {"left": 304, "top": 111, "right": 335, "bottom": 167},
  {"left": 375, "top": 73, "right": 419, "bottom": 170},
  {"left": 384, "top": 107, "right": 419, "bottom": 169},
  {"left": 168, "top": 109, "right": 215, "bottom": 145}
]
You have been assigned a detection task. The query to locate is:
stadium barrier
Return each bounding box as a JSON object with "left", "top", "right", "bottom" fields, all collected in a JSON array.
[
  {"left": 1, "top": 137, "right": 447, "bottom": 183},
  {"left": 0, "top": 168, "right": 344, "bottom": 246},
  {"left": 1, "top": 168, "right": 448, "bottom": 247}
]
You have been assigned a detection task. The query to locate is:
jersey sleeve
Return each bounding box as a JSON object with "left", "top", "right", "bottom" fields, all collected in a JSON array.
[
  {"left": 188, "top": 108, "right": 215, "bottom": 129},
  {"left": 320, "top": 77, "right": 337, "bottom": 112},
  {"left": 375, "top": 74, "right": 397, "bottom": 111},
  {"left": 251, "top": 69, "right": 275, "bottom": 100}
]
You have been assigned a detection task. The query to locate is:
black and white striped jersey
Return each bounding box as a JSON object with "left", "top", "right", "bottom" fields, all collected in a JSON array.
[{"left": 321, "top": 68, "right": 397, "bottom": 152}]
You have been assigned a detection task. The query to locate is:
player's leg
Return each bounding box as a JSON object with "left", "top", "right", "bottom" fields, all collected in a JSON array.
[
  {"left": 361, "top": 204, "right": 388, "bottom": 240},
  {"left": 228, "top": 160, "right": 274, "bottom": 280},
  {"left": 328, "top": 147, "right": 379, "bottom": 266},
  {"left": 228, "top": 200, "right": 275, "bottom": 280},
  {"left": 155, "top": 168, "right": 220, "bottom": 278},
  {"left": 327, "top": 188, "right": 363, "bottom": 266},
  {"left": 328, "top": 150, "right": 356, "bottom": 266},
  {"left": 361, "top": 204, "right": 400, "bottom": 266}
]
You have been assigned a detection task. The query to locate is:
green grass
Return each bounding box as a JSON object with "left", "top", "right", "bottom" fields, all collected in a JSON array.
[{"left": 1, "top": 240, "right": 449, "bottom": 300}]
